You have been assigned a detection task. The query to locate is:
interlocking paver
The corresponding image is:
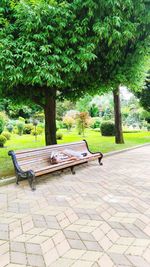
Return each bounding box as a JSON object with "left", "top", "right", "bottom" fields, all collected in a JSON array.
[{"left": 1, "top": 145, "right": 150, "bottom": 266}]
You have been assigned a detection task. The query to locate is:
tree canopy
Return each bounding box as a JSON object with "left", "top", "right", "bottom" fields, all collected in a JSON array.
[
  {"left": 136, "top": 71, "right": 150, "bottom": 112},
  {"left": 0, "top": 0, "right": 98, "bottom": 144},
  {"left": 0, "top": 0, "right": 96, "bottom": 96}
]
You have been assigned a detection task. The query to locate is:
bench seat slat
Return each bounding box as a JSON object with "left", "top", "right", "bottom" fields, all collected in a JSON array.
[{"left": 21, "top": 153, "right": 101, "bottom": 173}]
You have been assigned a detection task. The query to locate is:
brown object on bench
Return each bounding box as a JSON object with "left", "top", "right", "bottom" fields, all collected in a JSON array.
[{"left": 8, "top": 140, "right": 103, "bottom": 190}]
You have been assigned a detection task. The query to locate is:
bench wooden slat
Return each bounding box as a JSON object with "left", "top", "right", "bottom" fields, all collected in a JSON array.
[{"left": 16, "top": 143, "right": 87, "bottom": 160}]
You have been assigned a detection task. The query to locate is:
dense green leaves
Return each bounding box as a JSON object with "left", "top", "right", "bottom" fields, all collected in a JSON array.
[
  {"left": 0, "top": 0, "right": 97, "bottom": 94},
  {"left": 136, "top": 71, "right": 150, "bottom": 112},
  {"left": 0, "top": 0, "right": 149, "bottom": 98}
]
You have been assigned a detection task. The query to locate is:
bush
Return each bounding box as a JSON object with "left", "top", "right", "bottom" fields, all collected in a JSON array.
[
  {"left": 56, "top": 131, "right": 63, "bottom": 140},
  {"left": 0, "top": 134, "right": 7, "bottom": 147},
  {"left": 6, "top": 124, "right": 13, "bottom": 133},
  {"left": 31, "top": 126, "right": 43, "bottom": 136},
  {"left": 23, "top": 124, "right": 33, "bottom": 134},
  {"left": 100, "top": 121, "right": 115, "bottom": 136},
  {"left": 147, "top": 124, "right": 150, "bottom": 131},
  {"left": 76, "top": 112, "right": 90, "bottom": 135},
  {"left": 90, "top": 117, "right": 101, "bottom": 129},
  {"left": 37, "top": 126, "right": 43, "bottom": 135},
  {"left": 63, "top": 116, "right": 75, "bottom": 130},
  {"left": 17, "top": 121, "right": 25, "bottom": 135},
  {"left": 2, "top": 131, "right": 11, "bottom": 140},
  {"left": 0, "top": 112, "right": 6, "bottom": 134}
]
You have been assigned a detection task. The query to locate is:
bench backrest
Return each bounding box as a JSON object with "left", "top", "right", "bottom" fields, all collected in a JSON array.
[{"left": 14, "top": 141, "right": 89, "bottom": 172}]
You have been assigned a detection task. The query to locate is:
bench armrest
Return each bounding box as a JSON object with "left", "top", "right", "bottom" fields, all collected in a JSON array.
[
  {"left": 8, "top": 150, "right": 24, "bottom": 174},
  {"left": 83, "top": 139, "right": 103, "bottom": 157},
  {"left": 8, "top": 150, "right": 36, "bottom": 190}
]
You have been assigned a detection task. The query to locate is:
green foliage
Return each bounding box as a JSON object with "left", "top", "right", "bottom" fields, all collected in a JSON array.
[
  {"left": 140, "top": 110, "right": 150, "bottom": 124},
  {"left": 63, "top": 116, "right": 75, "bottom": 130},
  {"left": 76, "top": 112, "right": 90, "bottom": 136},
  {"left": 0, "top": 134, "right": 7, "bottom": 147},
  {"left": 147, "top": 124, "right": 150, "bottom": 131},
  {"left": 76, "top": 95, "right": 92, "bottom": 112},
  {"left": 136, "top": 71, "right": 150, "bottom": 112},
  {"left": 0, "top": 116, "right": 5, "bottom": 134},
  {"left": 100, "top": 121, "right": 115, "bottom": 136},
  {"left": 89, "top": 103, "right": 99, "bottom": 117},
  {"left": 23, "top": 124, "right": 34, "bottom": 134},
  {"left": 96, "top": 1, "right": 150, "bottom": 90},
  {"left": 0, "top": 0, "right": 97, "bottom": 97},
  {"left": 90, "top": 117, "right": 101, "bottom": 129},
  {"left": 6, "top": 123, "right": 13, "bottom": 133},
  {"left": 2, "top": 131, "right": 11, "bottom": 140},
  {"left": 36, "top": 126, "right": 43, "bottom": 135},
  {"left": 56, "top": 101, "right": 76, "bottom": 121},
  {"left": 56, "top": 131, "right": 63, "bottom": 140},
  {"left": 17, "top": 121, "right": 25, "bottom": 135},
  {"left": 31, "top": 126, "right": 43, "bottom": 136},
  {"left": 0, "top": 112, "right": 7, "bottom": 134}
]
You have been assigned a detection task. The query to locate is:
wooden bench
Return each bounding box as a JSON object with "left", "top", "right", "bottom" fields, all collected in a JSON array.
[{"left": 8, "top": 140, "right": 103, "bottom": 190}]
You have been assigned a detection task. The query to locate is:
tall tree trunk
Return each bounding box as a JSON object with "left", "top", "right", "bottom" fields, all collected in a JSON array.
[
  {"left": 44, "top": 88, "right": 57, "bottom": 145},
  {"left": 113, "top": 86, "right": 124, "bottom": 144}
]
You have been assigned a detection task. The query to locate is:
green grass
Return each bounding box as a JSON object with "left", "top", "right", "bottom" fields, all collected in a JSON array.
[{"left": 0, "top": 129, "right": 150, "bottom": 178}]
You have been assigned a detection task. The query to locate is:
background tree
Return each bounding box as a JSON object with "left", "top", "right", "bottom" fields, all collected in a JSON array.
[
  {"left": 66, "top": 0, "right": 150, "bottom": 143},
  {"left": 76, "top": 112, "right": 90, "bottom": 136},
  {"left": 95, "top": 0, "right": 150, "bottom": 143},
  {"left": 136, "top": 71, "right": 150, "bottom": 112}
]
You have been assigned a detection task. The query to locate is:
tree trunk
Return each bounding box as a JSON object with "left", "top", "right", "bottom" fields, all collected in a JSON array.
[
  {"left": 113, "top": 86, "right": 124, "bottom": 144},
  {"left": 44, "top": 88, "right": 57, "bottom": 145}
]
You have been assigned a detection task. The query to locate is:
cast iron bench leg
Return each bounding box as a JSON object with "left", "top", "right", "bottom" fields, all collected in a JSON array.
[
  {"left": 27, "top": 171, "right": 36, "bottom": 191},
  {"left": 98, "top": 156, "right": 103, "bottom": 166},
  {"left": 71, "top": 166, "right": 76, "bottom": 175}
]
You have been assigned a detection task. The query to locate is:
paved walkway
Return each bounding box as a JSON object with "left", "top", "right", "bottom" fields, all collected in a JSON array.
[{"left": 0, "top": 145, "right": 150, "bottom": 267}]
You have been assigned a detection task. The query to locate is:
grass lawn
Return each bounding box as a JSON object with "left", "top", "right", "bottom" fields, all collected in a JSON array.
[{"left": 0, "top": 129, "right": 150, "bottom": 178}]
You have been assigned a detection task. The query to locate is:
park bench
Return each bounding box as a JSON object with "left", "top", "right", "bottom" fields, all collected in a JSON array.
[{"left": 8, "top": 140, "right": 103, "bottom": 190}]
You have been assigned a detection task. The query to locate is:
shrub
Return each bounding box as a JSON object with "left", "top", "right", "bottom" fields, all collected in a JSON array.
[
  {"left": 63, "top": 116, "right": 75, "bottom": 130},
  {"left": 2, "top": 132, "right": 11, "bottom": 140},
  {"left": 17, "top": 122, "right": 25, "bottom": 135},
  {"left": 6, "top": 124, "right": 13, "bottom": 133},
  {"left": 100, "top": 121, "right": 115, "bottom": 136},
  {"left": 23, "top": 124, "right": 33, "bottom": 134},
  {"left": 56, "top": 120, "right": 64, "bottom": 129},
  {"left": 0, "top": 134, "right": 7, "bottom": 147},
  {"left": 31, "top": 126, "right": 43, "bottom": 136},
  {"left": 147, "top": 124, "right": 150, "bottom": 131},
  {"left": 31, "top": 129, "right": 38, "bottom": 136},
  {"left": 37, "top": 126, "right": 43, "bottom": 135},
  {"left": 0, "top": 112, "right": 6, "bottom": 134},
  {"left": 56, "top": 131, "right": 63, "bottom": 140},
  {"left": 76, "top": 112, "right": 90, "bottom": 136},
  {"left": 90, "top": 117, "right": 101, "bottom": 129}
]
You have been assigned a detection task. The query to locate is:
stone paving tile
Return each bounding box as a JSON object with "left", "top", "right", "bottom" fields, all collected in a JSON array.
[{"left": 1, "top": 145, "right": 150, "bottom": 266}]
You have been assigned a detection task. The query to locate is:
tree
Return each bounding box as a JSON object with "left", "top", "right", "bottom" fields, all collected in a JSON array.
[
  {"left": 0, "top": 0, "right": 97, "bottom": 145},
  {"left": 63, "top": 115, "right": 75, "bottom": 131},
  {"left": 136, "top": 71, "right": 150, "bottom": 112},
  {"left": 56, "top": 100, "right": 76, "bottom": 121},
  {"left": 67, "top": 0, "right": 150, "bottom": 143},
  {"left": 76, "top": 112, "right": 90, "bottom": 136},
  {"left": 93, "top": 0, "right": 150, "bottom": 143}
]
